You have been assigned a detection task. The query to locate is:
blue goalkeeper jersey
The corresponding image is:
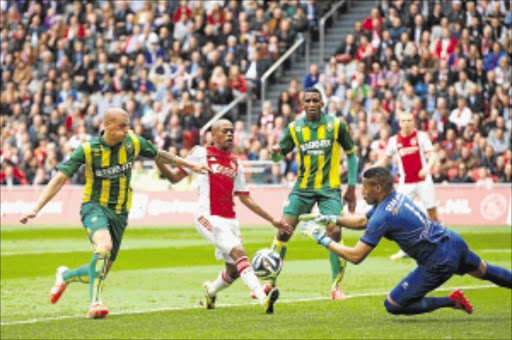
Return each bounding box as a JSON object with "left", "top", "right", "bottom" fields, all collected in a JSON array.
[{"left": 361, "top": 190, "right": 450, "bottom": 265}]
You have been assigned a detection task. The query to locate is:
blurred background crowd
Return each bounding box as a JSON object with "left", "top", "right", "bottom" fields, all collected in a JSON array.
[{"left": 0, "top": 0, "right": 511, "bottom": 188}]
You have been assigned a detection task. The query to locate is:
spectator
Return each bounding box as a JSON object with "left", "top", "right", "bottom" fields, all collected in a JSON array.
[
  {"left": 303, "top": 64, "right": 319, "bottom": 89},
  {"left": 449, "top": 98, "right": 472, "bottom": 133},
  {"left": 432, "top": 162, "right": 449, "bottom": 184},
  {"left": 450, "top": 163, "right": 474, "bottom": 183},
  {"left": 475, "top": 167, "right": 494, "bottom": 187},
  {"left": 488, "top": 128, "right": 511, "bottom": 156}
]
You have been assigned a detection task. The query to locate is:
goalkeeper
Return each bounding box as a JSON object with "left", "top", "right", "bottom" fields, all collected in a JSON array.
[
  {"left": 267, "top": 88, "right": 359, "bottom": 300},
  {"left": 300, "top": 167, "right": 511, "bottom": 315}
]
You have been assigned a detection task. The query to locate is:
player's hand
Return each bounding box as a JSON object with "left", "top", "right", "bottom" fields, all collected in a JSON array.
[
  {"left": 269, "top": 144, "right": 281, "bottom": 155},
  {"left": 343, "top": 185, "right": 356, "bottom": 213},
  {"left": 300, "top": 222, "right": 332, "bottom": 247},
  {"left": 190, "top": 163, "right": 211, "bottom": 174},
  {"left": 271, "top": 218, "right": 293, "bottom": 235},
  {"left": 20, "top": 210, "right": 37, "bottom": 224},
  {"left": 418, "top": 168, "right": 429, "bottom": 179},
  {"left": 299, "top": 214, "right": 338, "bottom": 226}
]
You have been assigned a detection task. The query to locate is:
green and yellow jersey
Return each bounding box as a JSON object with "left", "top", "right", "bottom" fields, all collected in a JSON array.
[
  {"left": 280, "top": 114, "right": 355, "bottom": 190},
  {"left": 57, "top": 131, "right": 158, "bottom": 215}
]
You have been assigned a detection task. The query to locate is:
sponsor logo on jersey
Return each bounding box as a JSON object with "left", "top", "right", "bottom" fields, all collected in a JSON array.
[
  {"left": 95, "top": 162, "right": 133, "bottom": 178},
  {"left": 300, "top": 139, "right": 332, "bottom": 154},
  {"left": 211, "top": 164, "right": 236, "bottom": 179},
  {"left": 397, "top": 146, "right": 419, "bottom": 157}
]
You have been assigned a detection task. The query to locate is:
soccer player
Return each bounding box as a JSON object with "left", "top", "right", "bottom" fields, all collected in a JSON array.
[
  {"left": 268, "top": 87, "right": 358, "bottom": 300},
  {"left": 156, "top": 119, "right": 292, "bottom": 314},
  {"left": 375, "top": 112, "right": 438, "bottom": 260},
  {"left": 19, "top": 108, "right": 210, "bottom": 319},
  {"left": 300, "top": 167, "right": 512, "bottom": 315}
]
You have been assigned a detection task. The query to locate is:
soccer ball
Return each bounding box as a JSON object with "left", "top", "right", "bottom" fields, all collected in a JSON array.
[{"left": 251, "top": 249, "right": 283, "bottom": 279}]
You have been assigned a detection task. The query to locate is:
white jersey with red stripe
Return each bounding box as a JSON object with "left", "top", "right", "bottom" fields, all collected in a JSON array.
[
  {"left": 386, "top": 130, "right": 433, "bottom": 184},
  {"left": 182, "top": 146, "right": 249, "bottom": 219}
]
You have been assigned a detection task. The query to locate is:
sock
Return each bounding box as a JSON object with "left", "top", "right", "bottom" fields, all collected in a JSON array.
[
  {"left": 89, "top": 250, "right": 109, "bottom": 304},
  {"left": 329, "top": 240, "right": 347, "bottom": 289},
  {"left": 62, "top": 265, "right": 89, "bottom": 283},
  {"left": 482, "top": 263, "right": 512, "bottom": 288},
  {"left": 384, "top": 297, "right": 455, "bottom": 315},
  {"left": 236, "top": 256, "right": 266, "bottom": 304},
  {"left": 267, "top": 237, "right": 288, "bottom": 286},
  {"left": 208, "top": 269, "right": 236, "bottom": 296}
]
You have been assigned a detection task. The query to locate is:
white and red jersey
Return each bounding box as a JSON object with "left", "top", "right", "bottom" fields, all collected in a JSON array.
[
  {"left": 386, "top": 130, "right": 433, "bottom": 184},
  {"left": 181, "top": 146, "right": 249, "bottom": 219}
]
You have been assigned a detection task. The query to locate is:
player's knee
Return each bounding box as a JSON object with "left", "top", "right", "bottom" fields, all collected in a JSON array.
[
  {"left": 384, "top": 299, "right": 402, "bottom": 315},
  {"left": 230, "top": 246, "right": 246, "bottom": 261}
]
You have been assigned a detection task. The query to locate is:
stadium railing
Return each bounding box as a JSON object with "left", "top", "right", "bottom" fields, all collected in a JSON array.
[
  {"left": 260, "top": 35, "right": 308, "bottom": 104},
  {"left": 319, "top": 0, "right": 349, "bottom": 63}
]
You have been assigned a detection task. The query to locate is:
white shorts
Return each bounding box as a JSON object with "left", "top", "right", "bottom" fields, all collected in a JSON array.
[
  {"left": 398, "top": 179, "right": 437, "bottom": 210},
  {"left": 194, "top": 214, "right": 242, "bottom": 264}
]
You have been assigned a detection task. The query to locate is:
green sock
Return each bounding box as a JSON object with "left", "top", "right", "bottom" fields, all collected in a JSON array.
[
  {"left": 329, "top": 240, "right": 347, "bottom": 289},
  {"left": 89, "top": 250, "right": 109, "bottom": 304},
  {"left": 62, "top": 265, "right": 89, "bottom": 283},
  {"left": 266, "top": 237, "right": 288, "bottom": 286}
]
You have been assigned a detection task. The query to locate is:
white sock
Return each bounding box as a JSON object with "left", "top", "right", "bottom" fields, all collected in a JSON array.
[
  {"left": 236, "top": 256, "right": 266, "bottom": 304},
  {"left": 208, "top": 269, "right": 235, "bottom": 296},
  {"left": 241, "top": 270, "right": 266, "bottom": 304}
]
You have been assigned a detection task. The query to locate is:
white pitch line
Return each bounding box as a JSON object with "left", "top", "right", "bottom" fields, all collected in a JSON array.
[{"left": 0, "top": 284, "right": 500, "bottom": 326}]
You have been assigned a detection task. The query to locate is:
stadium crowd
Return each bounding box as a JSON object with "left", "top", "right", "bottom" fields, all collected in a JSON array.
[{"left": 0, "top": 0, "right": 511, "bottom": 187}]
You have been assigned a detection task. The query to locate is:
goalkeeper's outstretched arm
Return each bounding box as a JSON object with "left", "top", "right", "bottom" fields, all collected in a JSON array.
[{"left": 336, "top": 214, "right": 368, "bottom": 230}]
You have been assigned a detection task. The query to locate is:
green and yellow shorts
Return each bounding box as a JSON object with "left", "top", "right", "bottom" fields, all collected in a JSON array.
[
  {"left": 282, "top": 188, "right": 343, "bottom": 219},
  {"left": 80, "top": 202, "right": 128, "bottom": 261}
]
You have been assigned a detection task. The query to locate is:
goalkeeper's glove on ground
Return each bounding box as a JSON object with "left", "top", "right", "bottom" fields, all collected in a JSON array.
[{"left": 300, "top": 222, "right": 333, "bottom": 248}]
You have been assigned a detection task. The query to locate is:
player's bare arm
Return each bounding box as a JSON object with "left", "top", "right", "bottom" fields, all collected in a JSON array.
[
  {"left": 155, "top": 160, "right": 188, "bottom": 184},
  {"left": 270, "top": 144, "right": 282, "bottom": 155},
  {"left": 238, "top": 194, "right": 293, "bottom": 235},
  {"left": 419, "top": 151, "right": 436, "bottom": 179},
  {"left": 20, "top": 171, "right": 69, "bottom": 224},
  {"left": 326, "top": 241, "right": 374, "bottom": 265},
  {"left": 343, "top": 154, "right": 357, "bottom": 212},
  {"left": 155, "top": 150, "right": 211, "bottom": 174},
  {"left": 300, "top": 220, "right": 373, "bottom": 264},
  {"left": 374, "top": 155, "right": 391, "bottom": 168},
  {"left": 336, "top": 214, "right": 368, "bottom": 230}
]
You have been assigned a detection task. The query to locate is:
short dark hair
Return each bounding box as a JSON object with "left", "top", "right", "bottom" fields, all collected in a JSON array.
[
  {"left": 304, "top": 87, "right": 322, "bottom": 96},
  {"left": 363, "top": 167, "right": 394, "bottom": 193}
]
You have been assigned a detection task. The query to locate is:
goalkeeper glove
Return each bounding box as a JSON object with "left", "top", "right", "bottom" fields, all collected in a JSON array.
[
  {"left": 300, "top": 222, "right": 333, "bottom": 248},
  {"left": 299, "top": 214, "right": 338, "bottom": 226}
]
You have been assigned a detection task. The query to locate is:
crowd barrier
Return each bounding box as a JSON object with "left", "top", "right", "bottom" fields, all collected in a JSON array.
[{"left": 1, "top": 185, "right": 511, "bottom": 227}]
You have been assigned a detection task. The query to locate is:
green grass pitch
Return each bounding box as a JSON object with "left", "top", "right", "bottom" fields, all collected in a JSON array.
[{"left": 1, "top": 224, "right": 511, "bottom": 339}]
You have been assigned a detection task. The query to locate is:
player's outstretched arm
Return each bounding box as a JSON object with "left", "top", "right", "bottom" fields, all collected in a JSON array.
[
  {"left": 238, "top": 194, "right": 293, "bottom": 235},
  {"left": 300, "top": 222, "right": 373, "bottom": 264},
  {"left": 374, "top": 155, "right": 391, "bottom": 168},
  {"left": 20, "top": 171, "right": 69, "bottom": 224},
  {"left": 155, "top": 150, "right": 211, "bottom": 174},
  {"left": 299, "top": 213, "right": 368, "bottom": 230},
  {"left": 155, "top": 160, "right": 188, "bottom": 184}
]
